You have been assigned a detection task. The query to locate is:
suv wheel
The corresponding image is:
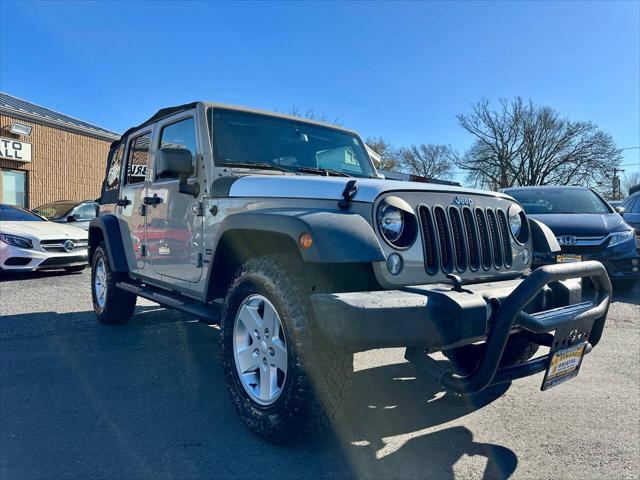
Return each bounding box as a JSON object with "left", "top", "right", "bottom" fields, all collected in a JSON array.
[
  {"left": 220, "top": 255, "right": 353, "bottom": 443},
  {"left": 91, "top": 242, "right": 136, "bottom": 325}
]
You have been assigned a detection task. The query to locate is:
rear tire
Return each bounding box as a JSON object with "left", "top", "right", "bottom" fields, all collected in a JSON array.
[
  {"left": 220, "top": 255, "right": 353, "bottom": 443},
  {"left": 91, "top": 243, "right": 136, "bottom": 325}
]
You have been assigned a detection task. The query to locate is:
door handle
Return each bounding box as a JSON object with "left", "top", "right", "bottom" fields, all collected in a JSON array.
[
  {"left": 116, "top": 197, "right": 131, "bottom": 207},
  {"left": 143, "top": 195, "right": 162, "bottom": 206}
]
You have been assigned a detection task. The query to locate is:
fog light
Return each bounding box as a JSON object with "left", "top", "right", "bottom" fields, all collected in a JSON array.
[
  {"left": 386, "top": 253, "right": 403, "bottom": 275},
  {"left": 521, "top": 248, "right": 530, "bottom": 265},
  {"left": 633, "top": 266, "right": 639, "bottom": 273}
]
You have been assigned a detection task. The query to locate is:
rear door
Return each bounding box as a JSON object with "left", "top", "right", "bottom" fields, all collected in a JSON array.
[
  {"left": 118, "top": 129, "right": 153, "bottom": 274},
  {"left": 145, "top": 111, "right": 203, "bottom": 283}
]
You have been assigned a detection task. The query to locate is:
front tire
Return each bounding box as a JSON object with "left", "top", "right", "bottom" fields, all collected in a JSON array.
[
  {"left": 220, "top": 255, "right": 353, "bottom": 443},
  {"left": 91, "top": 243, "right": 136, "bottom": 325}
]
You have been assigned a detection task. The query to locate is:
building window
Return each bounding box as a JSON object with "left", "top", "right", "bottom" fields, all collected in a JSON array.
[
  {"left": 125, "top": 132, "right": 151, "bottom": 185},
  {"left": 1, "top": 169, "right": 27, "bottom": 207}
]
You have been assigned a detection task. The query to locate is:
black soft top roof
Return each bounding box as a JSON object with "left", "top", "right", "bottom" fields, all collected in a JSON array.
[{"left": 110, "top": 101, "right": 199, "bottom": 149}]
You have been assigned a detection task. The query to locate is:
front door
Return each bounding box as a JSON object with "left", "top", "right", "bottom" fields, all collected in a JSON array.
[
  {"left": 145, "top": 113, "right": 203, "bottom": 283},
  {"left": 118, "top": 129, "right": 152, "bottom": 274}
]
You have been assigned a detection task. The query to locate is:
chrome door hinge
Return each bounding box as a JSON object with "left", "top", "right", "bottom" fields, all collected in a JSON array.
[
  {"left": 139, "top": 204, "right": 147, "bottom": 217},
  {"left": 196, "top": 252, "right": 203, "bottom": 268},
  {"left": 196, "top": 202, "right": 204, "bottom": 216},
  {"left": 140, "top": 244, "right": 147, "bottom": 257}
]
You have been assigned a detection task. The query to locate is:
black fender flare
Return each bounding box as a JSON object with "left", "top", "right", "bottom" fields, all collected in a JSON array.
[
  {"left": 213, "top": 208, "right": 386, "bottom": 263},
  {"left": 529, "top": 218, "right": 561, "bottom": 254},
  {"left": 88, "top": 215, "right": 129, "bottom": 272}
]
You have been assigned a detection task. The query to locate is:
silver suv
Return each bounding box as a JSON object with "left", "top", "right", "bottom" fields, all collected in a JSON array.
[{"left": 90, "top": 102, "right": 612, "bottom": 443}]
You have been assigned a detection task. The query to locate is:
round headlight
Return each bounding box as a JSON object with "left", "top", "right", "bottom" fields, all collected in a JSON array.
[
  {"left": 377, "top": 202, "right": 404, "bottom": 243},
  {"left": 509, "top": 210, "right": 522, "bottom": 238}
]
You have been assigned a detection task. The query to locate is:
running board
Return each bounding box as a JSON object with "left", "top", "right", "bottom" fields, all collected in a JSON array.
[{"left": 116, "top": 281, "right": 220, "bottom": 324}]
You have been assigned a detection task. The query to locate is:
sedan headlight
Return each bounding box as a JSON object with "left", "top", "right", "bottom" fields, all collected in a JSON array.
[
  {"left": 0, "top": 234, "right": 34, "bottom": 249},
  {"left": 376, "top": 196, "right": 418, "bottom": 249},
  {"left": 608, "top": 230, "right": 635, "bottom": 247}
]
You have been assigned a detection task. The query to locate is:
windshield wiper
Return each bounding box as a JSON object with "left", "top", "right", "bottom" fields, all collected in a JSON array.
[
  {"left": 294, "top": 166, "right": 352, "bottom": 177},
  {"left": 221, "top": 161, "right": 299, "bottom": 175}
]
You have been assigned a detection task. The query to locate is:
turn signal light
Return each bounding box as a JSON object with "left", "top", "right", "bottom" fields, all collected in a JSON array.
[{"left": 299, "top": 233, "right": 313, "bottom": 250}]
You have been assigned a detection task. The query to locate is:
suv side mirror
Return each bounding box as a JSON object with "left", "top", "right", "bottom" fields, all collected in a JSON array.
[
  {"left": 615, "top": 206, "right": 625, "bottom": 215},
  {"left": 67, "top": 213, "right": 80, "bottom": 222},
  {"left": 156, "top": 147, "right": 199, "bottom": 197}
]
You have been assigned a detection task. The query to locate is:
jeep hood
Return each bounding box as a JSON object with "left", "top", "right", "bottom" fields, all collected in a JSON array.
[{"left": 227, "top": 175, "right": 510, "bottom": 203}]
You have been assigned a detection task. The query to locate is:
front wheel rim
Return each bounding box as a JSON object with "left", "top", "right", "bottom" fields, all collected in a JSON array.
[
  {"left": 233, "top": 294, "right": 288, "bottom": 406},
  {"left": 94, "top": 257, "right": 107, "bottom": 308}
]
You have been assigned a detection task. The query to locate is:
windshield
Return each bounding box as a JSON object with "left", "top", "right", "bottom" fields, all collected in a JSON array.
[
  {"left": 32, "top": 202, "right": 75, "bottom": 219},
  {"left": 507, "top": 188, "right": 611, "bottom": 215},
  {"left": 0, "top": 204, "right": 45, "bottom": 222},
  {"left": 208, "top": 108, "right": 377, "bottom": 178}
]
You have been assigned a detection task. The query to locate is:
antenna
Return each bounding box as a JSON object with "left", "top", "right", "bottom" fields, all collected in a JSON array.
[{"left": 211, "top": 54, "right": 215, "bottom": 101}]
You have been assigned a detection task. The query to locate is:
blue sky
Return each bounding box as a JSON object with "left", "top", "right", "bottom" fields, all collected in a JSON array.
[{"left": 1, "top": 0, "right": 639, "bottom": 180}]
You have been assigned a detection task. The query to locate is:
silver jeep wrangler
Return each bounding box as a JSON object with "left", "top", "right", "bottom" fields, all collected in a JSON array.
[{"left": 90, "top": 102, "right": 611, "bottom": 443}]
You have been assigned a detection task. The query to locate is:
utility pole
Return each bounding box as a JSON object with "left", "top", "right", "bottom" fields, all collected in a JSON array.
[{"left": 611, "top": 167, "right": 625, "bottom": 200}]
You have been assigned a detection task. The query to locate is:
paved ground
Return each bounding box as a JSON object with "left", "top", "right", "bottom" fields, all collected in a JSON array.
[{"left": 1, "top": 270, "right": 638, "bottom": 480}]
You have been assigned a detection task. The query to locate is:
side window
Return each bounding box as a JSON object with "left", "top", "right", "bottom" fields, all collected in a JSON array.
[
  {"left": 106, "top": 144, "right": 124, "bottom": 190},
  {"left": 158, "top": 117, "right": 197, "bottom": 178},
  {"left": 74, "top": 203, "right": 97, "bottom": 220},
  {"left": 125, "top": 133, "right": 151, "bottom": 185}
]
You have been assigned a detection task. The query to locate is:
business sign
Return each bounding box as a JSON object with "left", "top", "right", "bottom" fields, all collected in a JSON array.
[{"left": 0, "top": 137, "right": 32, "bottom": 163}]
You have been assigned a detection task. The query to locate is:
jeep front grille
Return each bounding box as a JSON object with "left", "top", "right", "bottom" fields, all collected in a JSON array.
[{"left": 418, "top": 205, "right": 513, "bottom": 275}]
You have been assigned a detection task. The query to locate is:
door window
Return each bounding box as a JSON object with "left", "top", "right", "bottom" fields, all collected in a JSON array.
[
  {"left": 158, "top": 117, "right": 197, "bottom": 178},
  {"left": 125, "top": 133, "right": 151, "bottom": 185},
  {"left": 1, "top": 169, "right": 27, "bottom": 207},
  {"left": 106, "top": 144, "right": 125, "bottom": 191}
]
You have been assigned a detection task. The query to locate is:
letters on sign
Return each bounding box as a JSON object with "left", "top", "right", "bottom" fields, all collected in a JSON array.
[{"left": 0, "top": 137, "right": 32, "bottom": 163}]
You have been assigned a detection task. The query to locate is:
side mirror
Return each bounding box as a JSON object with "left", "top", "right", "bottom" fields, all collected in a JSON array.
[
  {"left": 156, "top": 147, "right": 199, "bottom": 197},
  {"left": 615, "top": 206, "right": 625, "bottom": 215},
  {"left": 67, "top": 214, "right": 79, "bottom": 222}
]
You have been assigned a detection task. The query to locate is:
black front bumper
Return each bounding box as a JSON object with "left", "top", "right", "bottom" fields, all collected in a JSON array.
[{"left": 311, "top": 261, "right": 611, "bottom": 394}]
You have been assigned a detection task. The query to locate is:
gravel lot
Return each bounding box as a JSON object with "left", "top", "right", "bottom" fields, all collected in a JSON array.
[{"left": 1, "top": 270, "right": 638, "bottom": 480}]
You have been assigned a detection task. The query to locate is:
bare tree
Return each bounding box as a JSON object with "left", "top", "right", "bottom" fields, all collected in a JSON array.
[
  {"left": 456, "top": 98, "right": 621, "bottom": 189},
  {"left": 280, "top": 106, "right": 341, "bottom": 126},
  {"left": 401, "top": 144, "right": 455, "bottom": 180},
  {"left": 365, "top": 137, "right": 403, "bottom": 171},
  {"left": 456, "top": 98, "right": 525, "bottom": 188},
  {"left": 622, "top": 171, "right": 640, "bottom": 197}
]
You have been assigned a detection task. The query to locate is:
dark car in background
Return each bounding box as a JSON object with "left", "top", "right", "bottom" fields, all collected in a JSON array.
[
  {"left": 32, "top": 200, "right": 98, "bottom": 231},
  {"left": 504, "top": 186, "right": 640, "bottom": 291},
  {"left": 621, "top": 192, "right": 640, "bottom": 234}
]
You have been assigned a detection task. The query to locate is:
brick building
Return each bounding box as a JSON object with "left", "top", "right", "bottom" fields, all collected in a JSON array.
[{"left": 0, "top": 92, "right": 119, "bottom": 209}]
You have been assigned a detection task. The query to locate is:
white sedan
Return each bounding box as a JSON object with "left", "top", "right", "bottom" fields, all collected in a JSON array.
[{"left": 0, "top": 203, "right": 88, "bottom": 273}]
